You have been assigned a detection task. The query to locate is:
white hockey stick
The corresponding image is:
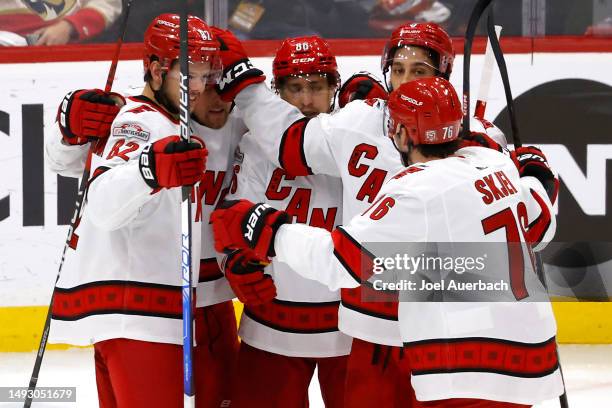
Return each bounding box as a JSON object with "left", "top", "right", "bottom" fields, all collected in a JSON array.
[{"left": 474, "top": 24, "right": 502, "bottom": 120}]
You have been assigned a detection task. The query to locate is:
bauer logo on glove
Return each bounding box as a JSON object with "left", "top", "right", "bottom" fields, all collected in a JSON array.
[
  {"left": 211, "top": 199, "right": 290, "bottom": 261},
  {"left": 244, "top": 203, "right": 272, "bottom": 241}
]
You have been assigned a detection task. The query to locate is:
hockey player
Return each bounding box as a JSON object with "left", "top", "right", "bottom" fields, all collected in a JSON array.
[
  {"left": 210, "top": 77, "right": 564, "bottom": 407},
  {"left": 224, "top": 35, "right": 350, "bottom": 407},
  {"left": 45, "top": 14, "right": 240, "bottom": 408},
  {"left": 209, "top": 22, "right": 505, "bottom": 407}
]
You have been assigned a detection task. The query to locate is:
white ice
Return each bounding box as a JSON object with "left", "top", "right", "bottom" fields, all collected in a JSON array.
[{"left": 0, "top": 345, "right": 610, "bottom": 407}]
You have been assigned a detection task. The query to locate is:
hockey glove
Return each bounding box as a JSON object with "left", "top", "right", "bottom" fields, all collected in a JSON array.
[
  {"left": 211, "top": 199, "right": 291, "bottom": 261},
  {"left": 511, "top": 146, "right": 559, "bottom": 202},
  {"left": 338, "top": 72, "right": 388, "bottom": 108},
  {"left": 459, "top": 132, "right": 504, "bottom": 153},
  {"left": 211, "top": 27, "right": 265, "bottom": 102},
  {"left": 224, "top": 250, "right": 277, "bottom": 305},
  {"left": 57, "top": 89, "right": 125, "bottom": 145},
  {"left": 139, "top": 136, "right": 208, "bottom": 189}
]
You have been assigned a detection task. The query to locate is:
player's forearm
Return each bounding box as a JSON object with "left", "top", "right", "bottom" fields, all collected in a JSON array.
[
  {"left": 45, "top": 129, "right": 89, "bottom": 178},
  {"left": 87, "top": 161, "right": 154, "bottom": 231},
  {"left": 274, "top": 223, "right": 360, "bottom": 291},
  {"left": 234, "top": 83, "right": 303, "bottom": 168}
]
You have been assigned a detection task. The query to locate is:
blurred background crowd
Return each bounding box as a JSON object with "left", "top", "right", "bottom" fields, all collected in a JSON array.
[{"left": 0, "top": 0, "right": 610, "bottom": 46}]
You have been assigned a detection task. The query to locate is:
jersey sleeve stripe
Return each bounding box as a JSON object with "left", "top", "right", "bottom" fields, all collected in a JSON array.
[
  {"left": 278, "top": 117, "right": 313, "bottom": 176},
  {"left": 331, "top": 226, "right": 376, "bottom": 283},
  {"left": 84, "top": 166, "right": 111, "bottom": 202},
  {"left": 341, "top": 286, "right": 399, "bottom": 321},
  {"left": 88, "top": 166, "right": 111, "bottom": 186},
  {"left": 405, "top": 335, "right": 559, "bottom": 379},
  {"left": 550, "top": 177, "right": 560, "bottom": 205},
  {"left": 526, "top": 189, "right": 552, "bottom": 245}
]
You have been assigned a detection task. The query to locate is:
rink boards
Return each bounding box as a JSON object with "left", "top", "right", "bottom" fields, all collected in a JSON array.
[{"left": 1, "top": 39, "right": 611, "bottom": 351}]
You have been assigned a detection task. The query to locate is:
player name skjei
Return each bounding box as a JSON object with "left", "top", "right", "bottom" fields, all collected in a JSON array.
[{"left": 373, "top": 279, "right": 509, "bottom": 292}]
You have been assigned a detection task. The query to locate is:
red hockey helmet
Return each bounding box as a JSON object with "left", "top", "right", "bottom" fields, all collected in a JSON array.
[
  {"left": 272, "top": 36, "right": 340, "bottom": 88},
  {"left": 387, "top": 77, "right": 462, "bottom": 146},
  {"left": 381, "top": 22, "right": 454, "bottom": 79},
  {"left": 143, "top": 14, "right": 222, "bottom": 77}
]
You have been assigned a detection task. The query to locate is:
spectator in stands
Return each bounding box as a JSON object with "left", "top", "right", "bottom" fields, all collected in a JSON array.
[
  {"left": 226, "top": 0, "right": 371, "bottom": 39},
  {"left": 368, "top": 0, "right": 451, "bottom": 36},
  {"left": 0, "top": 0, "right": 122, "bottom": 46}
]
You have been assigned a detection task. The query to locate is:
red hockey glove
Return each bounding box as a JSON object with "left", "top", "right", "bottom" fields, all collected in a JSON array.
[
  {"left": 57, "top": 89, "right": 125, "bottom": 145},
  {"left": 211, "top": 27, "right": 265, "bottom": 102},
  {"left": 459, "top": 132, "right": 504, "bottom": 153},
  {"left": 211, "top": 200, "right": 290, "bottom": 260},
  {"left": 139, "top": 136, "right": 208, "bottom": 189},
  {"left": 511, "top": 146, "right": 559, "bottom": 202},
  {"left": 338, "top": 72, "right": 388, "bottom": 108},
  {"left": 224, "top": 250, "right": 276, "bottom": 305}
]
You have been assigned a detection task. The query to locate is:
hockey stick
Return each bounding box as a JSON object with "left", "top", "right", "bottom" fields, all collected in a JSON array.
[
  {"left": 485, "top": 10, "right": 521, "bottom": 147},
  {"left": 462, "top": 0, "right": 494, "bottom": 136},
  {"left": 485, "top": 9, "right": 569, "bottom": 408},
  {"left": 179, "top": 3, "right": 196, "bottom": 407},
  {"left": 474, "top": 24, "right": 502, "bottom": 121},
  {"left": 23, "top": 2, "right": 133, "bottom": 407}
]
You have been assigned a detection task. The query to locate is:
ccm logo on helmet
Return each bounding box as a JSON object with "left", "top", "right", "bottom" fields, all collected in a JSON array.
[
  {"left": 291, "top": 57, "right": 315, "bottom": 64},
  {"left": 218, "top": 61, "right": 255, "bottom": 90},
  {"left": 244, "top": 203, "right": 271, "bottom": 241},
  {"left": 400, "top": 94, "right": 423, "bottom": 106}
]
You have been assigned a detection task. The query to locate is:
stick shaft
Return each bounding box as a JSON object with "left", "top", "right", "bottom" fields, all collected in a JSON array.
[
  {"left": 179, "top": 3, "right": 195, "bottom": 407},
  {"left": 104, "top": 0, "right": 133, "bottom": 93},
  {"left": 462, "top": 0, "right": 494, "bottom": 136}
]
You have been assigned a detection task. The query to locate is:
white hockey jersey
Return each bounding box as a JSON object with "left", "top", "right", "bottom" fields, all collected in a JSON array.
[
  {"left": 190, "top": 111, "right": 246, "bottom": 307},
  {"left": 46, "top": 99, "right": 247, "bottom": 314},
  {"left": 48, "top": 95, "right": 203, "bottom": 345},
  {"left": 226, "top": 132, "right": 351, "bottom": 357},
  {"left": 272, "top": 146, "right": 563, "bottom": 404},
  {"left": 235, "top": 84, "right": 403, "bottom": 345},
  {"left": 234, "top": 83, "right": 508, "bottom": 346}
]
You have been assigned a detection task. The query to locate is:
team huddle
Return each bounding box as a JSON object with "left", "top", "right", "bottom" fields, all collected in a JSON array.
[{"left": 45, "top": 12, "right": 563, "bottom": 408}]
